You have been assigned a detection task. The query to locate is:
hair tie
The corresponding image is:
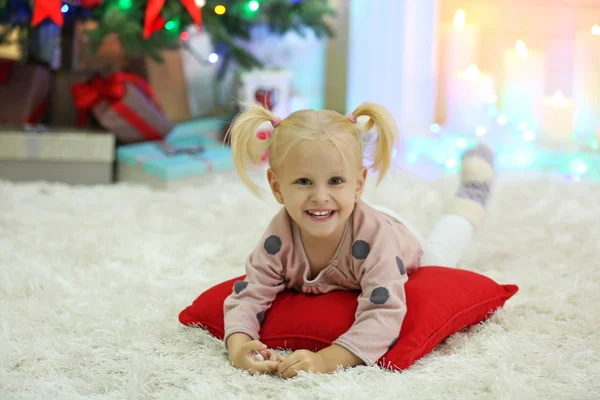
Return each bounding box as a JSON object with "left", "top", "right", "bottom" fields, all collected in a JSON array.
[
  {"left": 271, "top": 117, "right": 282, "bottom": 128},
  {"left": 347, "top": 114, "right": 357, "bottom": 124}
]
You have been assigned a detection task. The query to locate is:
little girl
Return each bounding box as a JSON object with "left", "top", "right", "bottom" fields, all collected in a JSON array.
[{"left": 223, "top": 102, "right": 494, "bottom": 378}]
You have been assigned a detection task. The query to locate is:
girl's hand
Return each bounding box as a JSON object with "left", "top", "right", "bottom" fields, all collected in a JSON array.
[
  {"left": 230, "top": 340, "right": 281, "bottom": 374},
  {"left": 277, "top": 350, "right": 327, "bottom": 378}
]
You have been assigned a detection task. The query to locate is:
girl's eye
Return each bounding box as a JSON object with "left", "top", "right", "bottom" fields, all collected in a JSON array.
[
  {"left": 296, "top": 178, "right": 311, "bottom": 185},
  {"left": 329, "top": 177, "right": 344, "bottom": 185}
]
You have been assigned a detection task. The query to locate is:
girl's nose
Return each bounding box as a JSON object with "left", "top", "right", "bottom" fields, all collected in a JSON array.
[{"left": 311, "top": 186, "right": 330, "bottom": 205}]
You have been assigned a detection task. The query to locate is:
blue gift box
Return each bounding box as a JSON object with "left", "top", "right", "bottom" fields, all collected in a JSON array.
[{"left": 117, "top": 136, "right": 234, "bottom": 182}]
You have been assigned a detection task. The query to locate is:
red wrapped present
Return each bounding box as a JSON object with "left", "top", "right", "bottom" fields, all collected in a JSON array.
[
  {"left": 0, "top": 61, "right": 50, "bottom": 125},
  {"left": 71, "top": 72, "right": 174, "bottom": 144}
]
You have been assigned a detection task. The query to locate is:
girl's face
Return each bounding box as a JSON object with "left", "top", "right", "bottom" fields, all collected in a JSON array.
[{"left": 267, "top": 139, "right": 367, "bottom": 241}]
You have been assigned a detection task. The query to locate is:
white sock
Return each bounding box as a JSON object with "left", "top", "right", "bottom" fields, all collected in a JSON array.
[{"left": 447, "top": 143, "right": 495, "bottom": 229}]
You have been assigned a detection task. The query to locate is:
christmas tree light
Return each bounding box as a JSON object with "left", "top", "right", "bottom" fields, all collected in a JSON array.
[
  {"left": 118, "top": 0, "right": 133, "bottom": 10},
  {"left": 0, "top": 0, "right": 335, "bottom": 79},
  {"left": 208, "top": 53, "right": 219, "bottom": 63},
  {"left": 430, "top": 124, "right": 441, "bottom": 134},
  {"left": 569, "top": 158, "right": 588, "bottom": 174},
  {"left": 456, "top": 138, "right": 468, "bottom": 149},
  {"left": 523, "top": 130, "right": 535, "bottom": 141},
  {"left": 165, "top": 18, "right": 180, "bottom": 32}
]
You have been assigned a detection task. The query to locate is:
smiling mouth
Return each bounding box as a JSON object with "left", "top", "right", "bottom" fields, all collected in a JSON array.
[{"left": 305, "top": 210, "right": 336, "bottom": 221}]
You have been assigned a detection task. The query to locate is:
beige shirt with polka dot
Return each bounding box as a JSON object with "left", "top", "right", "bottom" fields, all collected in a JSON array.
[{"left": 223, "top": 200, "right": 423, "bottom": 366}]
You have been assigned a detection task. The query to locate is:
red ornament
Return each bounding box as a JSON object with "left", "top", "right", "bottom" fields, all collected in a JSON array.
[
  {"left": 144, "top": 0, "right": 202, "bottom": 38},
  {"left": 80, "top": 0, "right": 103, "bottom": 8},
  {"left": 31, "top": 0, "right": 63, "bottom": 27}
]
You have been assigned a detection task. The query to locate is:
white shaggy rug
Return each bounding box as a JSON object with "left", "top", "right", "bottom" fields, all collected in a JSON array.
[{"left": 1, "top": 170, "right": 599, "bottom": 400}]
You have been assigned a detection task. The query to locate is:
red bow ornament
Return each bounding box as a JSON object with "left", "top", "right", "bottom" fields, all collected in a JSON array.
[
  {"left": 31, "top": 0, "right": 63, "bottom": 27},
  {"left": 143, "top": 0, "right": 202, "bottom": 38}
]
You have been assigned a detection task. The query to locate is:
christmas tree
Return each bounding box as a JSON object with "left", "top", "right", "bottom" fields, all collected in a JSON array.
[{"left": 0, "top": 0, "right": 335, "bottom": 76}]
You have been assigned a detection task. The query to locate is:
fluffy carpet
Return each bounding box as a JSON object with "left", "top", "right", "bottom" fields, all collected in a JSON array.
[{"left": 1, "top": 170, "right": 599, "bottom": 400}]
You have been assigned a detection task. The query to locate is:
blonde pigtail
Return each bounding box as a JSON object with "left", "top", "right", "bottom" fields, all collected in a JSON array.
[
  {"left": 226, "top": 102, "right": 277, "bottom": 195},
  {"left": 351, "top": 102, "right": 399, "bottom": 183}
]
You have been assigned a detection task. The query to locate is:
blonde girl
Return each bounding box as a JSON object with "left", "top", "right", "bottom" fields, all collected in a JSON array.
[{"left": 223, "top": 102, "right": 494, "bottom": 378}]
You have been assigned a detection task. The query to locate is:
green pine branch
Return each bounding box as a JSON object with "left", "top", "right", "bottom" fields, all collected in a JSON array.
[{"left": 0, "top": 0, "right": 336, "bottom": 78}]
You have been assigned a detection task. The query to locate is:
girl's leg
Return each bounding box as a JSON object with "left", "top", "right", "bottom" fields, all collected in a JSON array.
[
  {"left": 419, "top": 214, "right": 474, "bottom": 267},
  {"left": 420, "top": 144, "right": 494, "bottom": 267}
]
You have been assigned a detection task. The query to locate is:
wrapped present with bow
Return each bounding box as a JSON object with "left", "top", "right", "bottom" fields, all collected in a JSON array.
[
  {"left": 0, "top": 61, "right": 50, "bottom": 125},
  {"left": 116, "top": 135, "right": 235, "bottom": 187},
  {"left": 71, "top": 72, "right": 174, "bottom": 144}
]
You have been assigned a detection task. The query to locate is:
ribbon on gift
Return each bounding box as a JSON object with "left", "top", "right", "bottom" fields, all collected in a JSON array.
[
  {"left": 143, "top": 0, "right": 202, "bottom": 38},
  {"left": 133, "top": 142, "right": 206, "bottom": 164},
  {"left": 24, "top": 97, "right": 49, "bottom": 124},
  {"left": 31, "top": 0, "right": 63, "bottom": 27},
  {"left": 133, "top": 141, "right": 222, "bottom": 174},
  {"left": 0, "top": 61, "right": 12, "bottom": 83},
  {"left": 20, "top": 125, "right": 53, "bottom": 160},
  {"left": 156, "top": 142, "right": 205, "bottom": 156},
  {"left": 72, "top": 72, "right": 165, "bottom": 141}
]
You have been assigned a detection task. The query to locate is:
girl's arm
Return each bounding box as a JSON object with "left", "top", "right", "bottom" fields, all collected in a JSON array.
[{"left": 316, "top": 344, "right": 364, "bottom": 372}]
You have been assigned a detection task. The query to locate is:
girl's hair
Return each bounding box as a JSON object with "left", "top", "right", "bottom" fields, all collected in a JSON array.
[{"left": 226, "top": 102, "right": 398, "bottom": 195}]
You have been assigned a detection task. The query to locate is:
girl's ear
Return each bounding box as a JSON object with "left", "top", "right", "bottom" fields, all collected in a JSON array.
[
  {"left": 355, "top": 167, "right": 368, "bottom": 202},
  {"left": 267, "top": 168, "right": 285, "bottom": 204}
]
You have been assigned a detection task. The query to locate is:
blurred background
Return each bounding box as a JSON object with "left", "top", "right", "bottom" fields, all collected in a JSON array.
[{"left": 0, "top": 0, "right": 599, "bottom": 187}]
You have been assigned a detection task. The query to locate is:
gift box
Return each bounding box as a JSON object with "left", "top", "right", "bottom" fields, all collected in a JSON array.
[
  {"left": 47, "top": 70, "right": 101, "bottom": 128},
  {"left": 141, "top": 29, "right": 237, "bottom": 122},
  {"left": 27, "top": 22, "right": 61, "bottom": 69},
  {"left": 0, "top": 24, "right": 61, "bottom": 67},
  {"left": 116, "top": 135, "right": 235, "bottom": 188},
  {"left": 71, "top": 72, "right": 174, "bottom": 144},
  {"left": 0, "top": 125, "right": 115, "bottom": 185},
  {"left": 144, "top": 50, "right": 193, "bottom": 123},
  {"left": 0, "top": 61, "right": 51, "bottom": 125}
]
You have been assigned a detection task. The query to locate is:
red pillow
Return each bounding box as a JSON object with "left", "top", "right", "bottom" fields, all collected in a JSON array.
[{"left": 179, "top": 266, "right": 518, "bottom": 370}]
